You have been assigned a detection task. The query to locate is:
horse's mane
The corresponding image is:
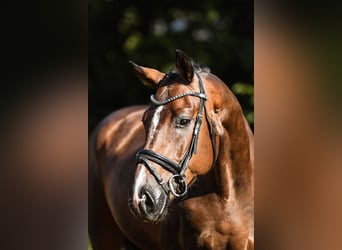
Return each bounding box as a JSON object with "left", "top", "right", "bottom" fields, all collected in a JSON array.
[
  {"left": 160, "top": 61, "right": 211, "bottom": 87},
  {"left": 193, "top": 62, "right": 211, "bottom": 73},
  {"left": 168, "top": 61, "right": 211, "bottom": 75}
]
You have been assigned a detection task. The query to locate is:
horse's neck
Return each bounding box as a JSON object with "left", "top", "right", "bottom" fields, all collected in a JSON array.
[{"left": 215, "top": 100, "right": 254, "bottom": 204}]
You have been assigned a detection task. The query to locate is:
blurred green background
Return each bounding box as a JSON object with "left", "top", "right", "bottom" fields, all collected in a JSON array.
[{"left": 89, "top": 0, "right": 253, "bottom": 134}]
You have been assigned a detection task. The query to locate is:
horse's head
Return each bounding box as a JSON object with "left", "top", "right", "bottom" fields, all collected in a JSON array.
[{"left": 128, "top": 50, "right": 218, "bottom": 221}]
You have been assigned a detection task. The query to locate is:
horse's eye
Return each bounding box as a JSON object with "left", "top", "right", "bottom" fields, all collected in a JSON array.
[{"left": 176, "top": 118, "right": 191, "bottom": 128}]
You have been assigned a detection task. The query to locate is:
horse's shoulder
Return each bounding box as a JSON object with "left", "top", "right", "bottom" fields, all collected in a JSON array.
[{"left": 92, "top": 105, "right": 147, "bottom": 151}]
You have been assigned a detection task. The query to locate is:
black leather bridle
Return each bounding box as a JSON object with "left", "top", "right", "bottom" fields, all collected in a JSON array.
[{"left": 136, "top": 72, "right": 217, "bottom": 197}]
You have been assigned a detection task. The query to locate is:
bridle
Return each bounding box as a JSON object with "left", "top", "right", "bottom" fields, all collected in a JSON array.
[{"left": 136, "top": 72, "right": 217, "bottom": 198}]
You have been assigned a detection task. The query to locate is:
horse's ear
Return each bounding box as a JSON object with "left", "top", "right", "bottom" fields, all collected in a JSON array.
[
  {"left": 175, "top": 50, "right": 194, "bottom": 83},
  {"left": 129, "top": 61, "right": 165, "bottom": 89}
]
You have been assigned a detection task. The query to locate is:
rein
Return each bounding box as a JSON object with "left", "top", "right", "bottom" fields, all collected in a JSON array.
[{"left": 136, "top": 72, "right": 217, "bottom": 198}]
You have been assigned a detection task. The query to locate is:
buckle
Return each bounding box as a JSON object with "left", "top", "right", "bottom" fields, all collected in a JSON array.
[{"left": 168, "top": 174, "right": 187, "bottom": 197}]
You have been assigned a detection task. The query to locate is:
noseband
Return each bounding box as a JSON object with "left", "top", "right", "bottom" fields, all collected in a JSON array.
[{"left": 136, "top": 72, "right": 217, "bottom": 198}]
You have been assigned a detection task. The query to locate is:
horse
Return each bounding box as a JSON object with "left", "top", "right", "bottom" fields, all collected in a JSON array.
[{"left": 89, "top": 50, "right": 254, "bottom": 250}]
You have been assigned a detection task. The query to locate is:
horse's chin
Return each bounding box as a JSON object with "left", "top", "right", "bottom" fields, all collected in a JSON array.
[
  {"left": 129, "top": 203, "right": 167, "bottom": 223},
  {"left": 141, "top": 199, "right": 168, "bottom": 222},
  {"left": 142, "top": 208, "right": 167, "bottom": 223}
]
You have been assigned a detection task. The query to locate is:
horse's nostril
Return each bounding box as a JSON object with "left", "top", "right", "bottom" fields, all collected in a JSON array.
[
  {"left": 144, "top": 191, "right": 154, "bottom": 209},
  {"left": 140, "top": 189, "right": 155, "bottom": 214}
]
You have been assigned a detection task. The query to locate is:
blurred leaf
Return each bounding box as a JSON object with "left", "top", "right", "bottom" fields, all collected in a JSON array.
[
  {"left": 250, "top": 94, "right": 254, "bottom": 106},
  {"left": 124, "top": 32, "right": 142, "bottom": 53},
  {"left": 231, "top": 82, "right": 254, "bottom": 96},
  {"left": 207, "top": 9, "right": 220, "bottom": 24},
  {"left": 119, "top": 7, "right": 139, "bottom": 33},
  {"left": 246, "top": 111, "right": 254, "bottom": 124},
  {"left": 88, "top": 237, "right": 93, "bottom": 250}
]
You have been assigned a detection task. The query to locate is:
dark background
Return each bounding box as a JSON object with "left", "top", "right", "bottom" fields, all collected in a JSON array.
[
  {"left": 1, "top": 1, "right": 342, "bottom": 250},
  {"left": 89, "top": 0, "right": 254, "bottom": 133}
]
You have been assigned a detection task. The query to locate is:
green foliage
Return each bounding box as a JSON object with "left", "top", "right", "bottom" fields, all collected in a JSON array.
[
  {"left": 89, "top": 0, "right": 253, "bottom": 133},
  {"left": 231, "top": 82, "right": 254, "bottom": 124},
  {"left": 88, "top": 237, "right": 93, "bottom": 250}
]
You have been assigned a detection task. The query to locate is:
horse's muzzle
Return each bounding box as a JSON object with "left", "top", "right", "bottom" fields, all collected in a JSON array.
[{"left": 129, "top": 165, "right": 168, "bottom": 222}]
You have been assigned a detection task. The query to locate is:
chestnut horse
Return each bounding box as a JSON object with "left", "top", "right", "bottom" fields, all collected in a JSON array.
[{"left": 89, "top": 50, "right": 254, "bottom": 250}]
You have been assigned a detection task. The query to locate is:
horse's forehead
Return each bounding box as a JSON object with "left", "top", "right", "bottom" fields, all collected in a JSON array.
[
  {"left": 155, "top": 82, "right": 196, "bottom": 107},
  {"left": 157, "top": 82, "right": 190, "bottom": 97},
  {"left": 155, "top": 81, "right": 199, "bottom": 100}
]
